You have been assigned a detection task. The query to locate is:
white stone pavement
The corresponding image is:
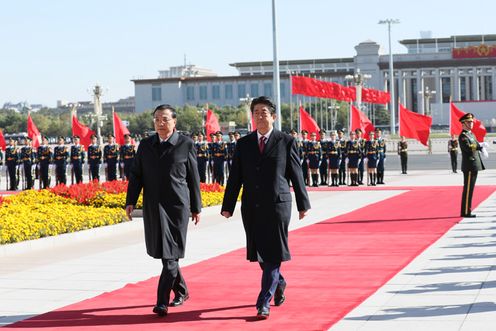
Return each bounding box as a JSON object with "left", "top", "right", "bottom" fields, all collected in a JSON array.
[{"left": 0, "top": 169, "right": 495, "bottom": 330}]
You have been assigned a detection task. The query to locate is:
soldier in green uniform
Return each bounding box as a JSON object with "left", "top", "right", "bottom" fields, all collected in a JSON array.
[
  {"left": 375, "top": 128, "right": 387, "bottom": 184},
  {"left": 20, "top": 137, "right": 36, "bottom": 189},
  {"left": 327, "top": 131, "right": 341, "bottom": 187},
  {"left": 397, "top": 136, "right": 408, "bottom": 174},
  {"left": 459, "top": 113, "right": 485, "bottom": 218},
  {"left": 448, "top": 134, "right": 459, "bottom": 173},
  {"left": 345, "top": 131, "right": 361, "bottom": 186}
]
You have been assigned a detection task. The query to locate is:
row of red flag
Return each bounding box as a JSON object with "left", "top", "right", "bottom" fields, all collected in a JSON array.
[
  {"left": 0, "top": 111, "right": 130, "bottom": 150},
  {"left": 299, "top": 102, "right": 487, "bottom": 146},
  {"left": 291, "top": 75, "right": 391, "bottom": 104}
]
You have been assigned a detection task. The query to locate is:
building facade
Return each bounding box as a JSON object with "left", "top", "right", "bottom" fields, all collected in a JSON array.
[{"left": 133, "top": 34, "right": 496, "bottom": 127}]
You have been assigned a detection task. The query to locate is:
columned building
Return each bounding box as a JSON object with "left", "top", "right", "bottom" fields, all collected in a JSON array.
[{"left": 133, "top": 34, "right": 496, "bottom": 128}]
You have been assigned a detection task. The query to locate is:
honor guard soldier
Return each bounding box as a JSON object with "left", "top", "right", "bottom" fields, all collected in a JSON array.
[
  {"left": 195, "top": 132, "right": 209, "bottom": 183},
  {"left": 5, "top": 138, "right": 19, "bottom": 190},
  {"left": 300, "top": 130, "right": 310, "bottom": 185},
  {"left": 356, "top": 129, "right": 366, "bottom": 185},
  {"left": 459, "top": 113, "right": 485, "bottom": 218},
  {"left": 120, "top": 134, "right": 136, "bottom": 180},
  {"left": 345, "top": 131, "right": 361, "bottom": 186},
  {"left": 234, "top": 131, "right": 241, "bottom": 141},
  {"left": 53, "top": 136, "right": 69, "bottom": 185},
  {"left": 375, "top": 128, "right": 387, "bottom": 184},
  {"left": 398, "top": 136, "right": 408, "bottom": 174},
  {"left": 20, "top": 137, "right": 36, "bottom": 189},
  {"left": 211, "top": 131, "right": 227, "bottom": 184},
  {"left": 104, "top": 134, "right": 120, "bottom": 181},
  {"left": 327, "top": 131, "right": 341, "bottom": 187},
  {"left": 448, "top": 134, "right": 459, "bottom": 173},
  {"left": 337, "top": 130, "right": 347, "bottom": 185},
  {"left": 88, "top": 134, "right": 102, "bottom": 181},
  {"left": 226, "top": 132, "right": 236, "bottom": 174},
  {"left": 319, "top": 130, "right": 329, "bottom": 185},
  {"left": 37, "top": 136, "right": 52, "bottom": 188},
  {"left": 306, "top": 132, "right": 322, "bottom": 187},
  {"left": 365, "top": 131, "right": 378, "bottom": 186},
  {"left": 70, "top": 135, "right": 85, "bottom": 184}
]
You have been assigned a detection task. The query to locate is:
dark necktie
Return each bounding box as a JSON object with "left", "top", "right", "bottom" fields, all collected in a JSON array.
[{"left": 259, "top": 136, "right": 266, "bottom": 154}]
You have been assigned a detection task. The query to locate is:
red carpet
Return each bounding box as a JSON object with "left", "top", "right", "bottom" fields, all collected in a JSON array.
[{"left": 4, "top": 186, "right": 496, "bottom": 330}]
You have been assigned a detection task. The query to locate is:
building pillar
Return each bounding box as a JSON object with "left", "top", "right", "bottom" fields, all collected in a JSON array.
[
  {"left": 398, "top": 70, "right": 405, "bottom": 105},
  {"left": 453, "top": 68, "right": 460, "bottom": 101},
  {"left": 473, "top": 67, "right": 480, "bottom": 100},
  {"left": 435, "top": 68, "right": 442, "bottom": 106},
  {"left": 492, "top": 67, "right": 496, "bottom": 100},
  {"left": 417, "top": 69, "right": 424, "bottom": 115}
]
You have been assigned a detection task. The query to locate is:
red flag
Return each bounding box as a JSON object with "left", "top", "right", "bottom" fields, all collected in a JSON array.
[
  {"left": 27, "top": 113, "right": 41, "bottom": 148},
  {"left": 113, "top": 110, "right": 131, "bottom": 146},
  {"left": 299, "top": 106, "right": 320, "bottom": 137},
  {"left": 205, "top": 109, "right": 220, "bottom": 142},
  {"left": 72, "top": 114, "right": 95, "bottom": 149},
  {"left": 0, "top": 128, "right": 6, "bottom": 150},
  {"left": 450, "top": 102, "right": 487, "bottom": 142},
  {"left": 350, "top": 105, "right": 375, "bottom": 139},
  {"left": 399, "top": 104, "right": 432, "bottom": 146},
  {"left": 249, "top": 111, "right": 257, "bottom": 132}
]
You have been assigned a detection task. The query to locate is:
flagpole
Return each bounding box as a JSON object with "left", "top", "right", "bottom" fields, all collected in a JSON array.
[
  {"left": 349, "top": 102, "right": 352, "bottom": 134},
  {"left": 398, "top": 98, "right": 401, "bottom": 137},
  {"left": 289, "top": 72, "right": 293, "bottom": 130},
  {"left": 271, "top": 0, "right": 281, "bottom": 130},
  {"left": 112, "top": 106, "right": 116, "bottom": 138},
  {"left": 298, "top": 99, "right": 301, "bottom": 133}
]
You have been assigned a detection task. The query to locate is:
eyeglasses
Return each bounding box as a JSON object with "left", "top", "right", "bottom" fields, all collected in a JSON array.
[{"left": 153, "top": 117, "right": 174, "bottom": 124}]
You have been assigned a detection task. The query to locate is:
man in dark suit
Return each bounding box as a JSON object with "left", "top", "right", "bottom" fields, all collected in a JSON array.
[
  {"left": 125, "top": 104, "right": 202, "bottom": 317},
  {"left": 459, "top": 113, "right": 485, "bottom": 218},
  {"left": 221, "top": 96, "right": 311, "bottom": 319}
]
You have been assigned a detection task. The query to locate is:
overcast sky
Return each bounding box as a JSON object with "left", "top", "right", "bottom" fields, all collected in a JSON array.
[{"left": 2, "top": 0, "right": 494, "bottom": 107}]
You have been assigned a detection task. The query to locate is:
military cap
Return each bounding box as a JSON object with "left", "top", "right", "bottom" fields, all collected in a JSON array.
[
  {"left": 375, "top": 128, "right": 382, "bottom": 132},
  {"left": 25, "top": 136, "right": 32, "bottom": 141},
  {"left": 124, "top": 133, "right": 131, "bottom": 138},
  {"left": 290, "top": 129, "right": 297, "bottom": 134},
  {"left": 301, "top": 129, "right": 308, "bottom": 134},
  {"left": 91, "top": 134, "right": 97, "bottom": 139},
  {"left": 42, "top": 135, "right": 49, "bottom": 140},
  {"left": 107, "top": 134, "right": 115, "bottom": 138},
  {"left": 355, "top": 128, "right": 362, "bottom": 134},
  {"left": 319, "top": 129, "right": 326, "bottom": 134},
  {"left": 459, "top": 113, "right": 475, "bottom": 123},
  {"left": 215, "top": 131, "right": 223, "bottom": 135},
  {"left": 234, "top": 131, "right": 241, "bottom": 135},
  {"left": 58, "top": 136, "right": 65, "bottom": 140},
  {"left": 73, "top": 135, "right": 80, "bottom": 139},
  {"left": 337, "top": 129, "right": 344, "bottom": 134},
  {"left": 228, "top": 132, "right": 234, "bottom": 136}
]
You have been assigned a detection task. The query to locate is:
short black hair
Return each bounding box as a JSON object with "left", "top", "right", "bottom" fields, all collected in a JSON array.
[
  {"left": 153, "top": 104, "right": 177, "bottom": 118},
  {"left": 250, "top": 96, "right": 276, "bottom": 114}
]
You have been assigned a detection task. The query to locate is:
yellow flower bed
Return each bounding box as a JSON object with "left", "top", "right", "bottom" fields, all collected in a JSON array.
[{"left": 0, "top": 191, "right": 127, "bottom": 244}]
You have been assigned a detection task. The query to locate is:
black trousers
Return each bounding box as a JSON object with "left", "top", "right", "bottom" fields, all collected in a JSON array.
[
  {"left": 106, "top": 160, "right": 117, "bottom": 181},
  {"left": 39, "top": 162, "right": 50, "bottom": 188},
  {"left": 89, "top": 163, "right": 100, "bottom": 181},
  {"left": 256, "top": 262, "right": 286, "bottom": 309},
  {"left": 197, "top": 158, "right": 207, "bottom": 183},
  {"left": 157, "top": 259, "right": 188, "bottom": 306},
  {"left": 6, "top": 163, "right": 17, "bottom": 190},
  {"left": 71, "top": 161, "right": 83, "bottom": 183},
  {"left": 23, "top": 162, "right": 33, "bottom": 189},
  {"left": 461, "top": 170, "right": 478, "bottom": 216},
  {"left": 450, "top": 152, "right": 458, "bottom": 172},
  {"left": 55, "top": 163, "right": 67, "bottom": 185},
  {"left": 123, "top": 160, "right": 133, "bottom": 180},
  {"left": 400, "top": 153, "right": 408, "bottom": 173}
]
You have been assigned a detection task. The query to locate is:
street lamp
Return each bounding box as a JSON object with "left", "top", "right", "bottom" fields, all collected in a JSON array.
[
  {"left": 328, "top": 104, "right": 340, "bottom": 131},
  {"left": 86, "top": 84, "right": 108, "bottom": 146},
  {"left": 418, "top": 86, "right": 436, "bottom": 154},
  {"left": 379, "top": 18, "right": 400, "bottom": 134},
  {"left": 240, "top": 94, "right": 253, "bottom": 132},
  {"left": 345, "top": 68, "right": 371, "bottom": 110}
]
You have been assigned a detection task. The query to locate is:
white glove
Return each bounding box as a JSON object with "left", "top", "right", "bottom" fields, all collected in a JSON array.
[{"left": 482, "top": 146, "right": 489, "bottom": 159}]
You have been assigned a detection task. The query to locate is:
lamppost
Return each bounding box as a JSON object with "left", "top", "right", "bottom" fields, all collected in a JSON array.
[
  {"left": 88, "top": 84, "right": 107, "bottom": 146},
  {"left": 328, "top": 104, "right": 340, "bottom": 131},
  {"left": 240, "top": 94, "right": 253, "bottom": 132},
  {"left": 379, "top": 18, "right": 400, "bottom": 135},
  {"left": 345, "top": 68, "right": 371, "bottom": 110},
  {"left": 418, "top": 86, "right": 436, "bottom": 154}
]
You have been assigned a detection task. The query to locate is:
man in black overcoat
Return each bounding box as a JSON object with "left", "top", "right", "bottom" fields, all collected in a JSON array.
[
  {"left": 458, "top": 113, "right": 485, "bottom": 217},
  {"left": 221, "top": 96, "right": 311, "bottom": 319},
  {"left": 125, "top": 104, "right": 202, "bottom": 317}
]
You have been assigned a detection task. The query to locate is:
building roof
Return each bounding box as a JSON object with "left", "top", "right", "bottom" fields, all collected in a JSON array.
[
  {"left": 399, "top": 34, "right": 496, "bottom": 45},
  {"left": 229, "top": 58, "right": 354, "bottom": 68}
]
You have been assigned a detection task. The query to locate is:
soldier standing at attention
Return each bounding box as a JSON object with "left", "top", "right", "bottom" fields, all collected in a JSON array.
[
  {"left": 195, "top": 132, "right": 209, "bottom": 183},
  {"left": 20, "top": 137, "right": 36, "bottom": 189},
  {"left": 120, "top": 134, "right": 136, "bottom": 180},
  {"left": 53, "top": 136, "right": 69, "bottom": 185},
  {"left": 365, "top": 131, "right": 378, "bottom": 186},
  {"left": 337, "top": 130, "right": 347, "bottom": 185},
  {"left": 459, "top": 113, "right": 485, "bottom": 218},
  {"left": 345, "top": 131, "right": 361, "bottom": 186},
  {"left": 37, "top": 136, "right": 52, "bottom": 189},
  {"left": 356, "top": 129, "right": 366, "bottom": 185},
  {"left": 375, "top": 128, "right": 387, "bottom": 184},
  {"left": 5, "top": 138, "right": 19, "bottom": 190},
  {"left": 300, "top": 130, "right": 309, "bottom": 186},
  {"left": 327, "top": 131, "right": 341, "bottom": 187},
  {"left": 104, "top": 134, "right": 120, "bottom": 182},
  {"left": 211, "top": 131, "right": 227, "bottom": 185},
  {"left": 306, "top": 132, "right": 321, "bottom": 187},
  {"left": 448, "top": 134, "right": 459, "bottom": 173},
  {"left": 398, "top": 136, "right": 408, "bottom": 174},
  {"left": 70, "top": 135, "right": 85, "bottom": 184},
  {"left": 226, "top": 131, "right": 236, "bottom": 174},
  {"left": 88, "top": 134, "right": 102, "bottom": 181},
  {"left": 318, "top": 130, "right": 329, "bottom": 186}
]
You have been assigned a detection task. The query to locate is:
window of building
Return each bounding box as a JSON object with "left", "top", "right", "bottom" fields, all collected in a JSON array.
[
  {"left": 484, "top": 76, "right": 493, "bottom": 100},
  {"left": 250, "top": 83, "right": 259, "bottom": 97},
  {"left": 410, "top": 78, "right": 418, "bottom": 112},
  {"left": 212, "top": 85, "right": 220, "bottom": 99},
  {"left": 238, "top": 84, "right": 246, "bottom": 98},
  {"left": 469, "top": 76, "right": 474, "bottom": 100},
  {"left": 263, "top": 83, "right": 272, "bottom": 97},
  {"left": 186, "top": 86, "right": 195, "bottom": 101},
  {"left": 199, "top": 85, "right": 207, "bottom": 100},
  {"left": 441, "top": 77, "right": 451, "bottom": 103},
  {"left": 224, "top": 84, "right": 233, "bottom": 99},
  {"left": 152, "top": 85, "right": 162, "bottom": 102},
  {"left": 460, "top": 77, "right": 467, "bottom": 101}
]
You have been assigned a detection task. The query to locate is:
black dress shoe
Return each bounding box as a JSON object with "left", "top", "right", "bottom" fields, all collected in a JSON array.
[
  {"left": 153, "top": 304, "right": 168, "bottom": 317},
  {"left": 169, "top": 294, "right": 189, "bottom": 307},
  {"left": 461, "top": 214, "right": 476, "bottom": 218},
  {"left": 274, "top": 285, "right": 286, "bottom": 306},
  {"left": 257, "top": 306, "right": 270, "bottom": 319}
]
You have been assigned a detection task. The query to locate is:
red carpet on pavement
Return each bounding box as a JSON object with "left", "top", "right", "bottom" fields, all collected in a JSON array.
[{"left": 4, "top": 186, "right": 496, "bottom": 331}]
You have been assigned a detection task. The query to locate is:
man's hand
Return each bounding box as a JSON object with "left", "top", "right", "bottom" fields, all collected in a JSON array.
[
  {"left": 125, "top": 205, "right": 134, "bottom": 221},
  {"left": 192, "top": 212, "right": 200, "bottom": 225},
  {"left": 221, "top": 211, "right": 232, "bottom": 219},
  {"left": 299, "top": 210, "right": 308, "bottom": 220}
]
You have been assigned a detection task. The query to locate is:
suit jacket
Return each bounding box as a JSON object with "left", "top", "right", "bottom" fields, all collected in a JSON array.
[
  {"left": 221, "top": 129, "right": 311, "bottom": 263},
  {"left": 126, "top": 131, "right": 202, "bottom": 259},
  {"left": 459, "top": 129, "right": 485, "bottom": 172}
]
